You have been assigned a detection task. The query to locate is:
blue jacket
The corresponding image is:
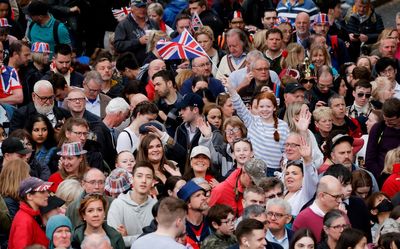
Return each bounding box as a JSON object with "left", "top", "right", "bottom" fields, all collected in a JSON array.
[{"left": 180, "top": 76, "right": 225, "bottom": 98}]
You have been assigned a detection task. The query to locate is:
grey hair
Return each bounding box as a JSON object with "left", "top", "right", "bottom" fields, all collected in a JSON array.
[
  {"left": 105, "top": 97, "right": 130, "bottom": 115},
  {"left": 246, "top": 50, "right": 264, "bottom": 61},
  {"left": 33, "top": 80, "right": 53, "bottom": 93},
  {"left": 81, "top": 234, "right": 112, "bottom": 249},
  {"left": 249, "top": 57, "right": 270, "bottom": 71},
  {"left": 323, "top": 209, "right": 345, "bottom": 227},
  {"left": 83, "top": 70, "right": 104, "bottom": 85},
  {"left": 243, "top": 204, "right": 266, "bottom": 219},
  {"left": 328, "top": 94, "right": 344, "bottom": 108},
  {"left": 266, "top": 197, "right": 292, "bottom": 215}
]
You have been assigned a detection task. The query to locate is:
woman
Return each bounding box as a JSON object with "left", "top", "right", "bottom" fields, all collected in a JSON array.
[
  {"left": 46, "top": 215, "right": 73, "bottom": 249},
  {"left": 280, "top": 43, "right": 304, "bottom": 79},
  {"left": 9, "top": 177, "right": 53, "bottom": 248},
  {"left": 9, "top": 129, "right": 51, "bottom": 180},
  {"left": 333, "top": 76, "right": 348, "bottom": 98},
  {"left": 356, "top": 56, "right": 372, "bottom": 72},
  {"left": 336, "top": 228, "right": 367, "bottom": 249},
  {"left": 192, "top": 75, "right": 209, "bottom": 93},
  {"left": 72, "top": 194, "right": 124, "bottom": 249},
  {"left": 136, "top": 133, "right": 180, "bottom": 194},
  {"left": 25, "top": 42, "right": 51, "bottom": 98},
  {"left": 147, "top": 3, "right": 173, "bottom": 35},
  {"left": 366, "top": 192, "right": 393, "bottom": 241},
  {"left": 380, "top": 147, "right": 400, "bottom": 194},
  {"left": 216, "top": 93, "right": 235, "bottom": 120},
  {"left": 319, "top": 210, "right": 349, "bottom": 249},
  {"left": 371, "top": 77, "right": 395, "bottom": 109},
  {"left": 115, "top": 151, "right": 136, "bottom": 173},
  {"left": 194, "top": 26, "right": 225, "bottom": 76},
  {"left": 183, "top": 145, "right": 218, "bottom": 185},
  {"left": 312, "top": 107, "right": 333, "bottom": 153},
  {"left": 143, "top": 30, "right": 168, "bottom": 64},
  {"left": 275, "top": 17, "right": 293, "bottom": 48},
  {"left": 223, "top": 78, "right": 289, "bottom": 176},
  {"left": 289, "top": 228, "right": 317, "bottom": 249},
  {"left": 55, "top": 179, "right": 83, "bottom": 208},
  {"left": 351, "top": 170, "right": 373, "bottom": 200},
  {"left": 48, "top": 142, "right": 90, "bottom": 193},
  {"left": 310, "top": 45, "right": 338, "bottom": 76},
  {"left": 203, "top": 104, "right": 224, "bottom": 130},
  {"left": 25, "top": 114, "right": 57, "bottom": 168},
  {"left": 163, "top": 176, "right": 186, "bottom": 198}
]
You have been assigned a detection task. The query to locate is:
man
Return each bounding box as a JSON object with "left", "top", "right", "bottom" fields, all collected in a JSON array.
[
  {"left": 217, "top": 29, "right": 249, "bottom": 80},
  {"left": 180, "top": 56, "right": 225, "bottom": 97},
  {"left": 264, "top": 28, "right": 284, "bottom": 75},
  {"left": 152, "top": 70, "right": 183, "bottom": 137},
  {"left": 46, "top": 44, "right": 84, "bottom": 87},
  {"left": 143, "top": 59, "right": 167, "bottom": 102},
  {"left": 10, "top": 80, "right": 71, "bottom": 132},
  {"left": 174, "top": 13, "right": 191, "bottom": 36},
  {"left": 65, "top": 89, "right": 101, "bottom": 127},
  {"left": 278, "top": 83, "right": 305, "bottom": 119},
  {"left": 375, "top": 57, "right": 400, "bottom": 99},
  {"left": 327, "top": 0, "right": 349, "bottom": 44},
  {"left": 366, "top": 98, "right": 400, "bottom": 178},
  {"left": 262, "top": 9, "right": 277, "bottom": 30},
  {"left": 115, "top": 52, "right": 140, "bottom": 83},
  {"left": 49, "top": 72, "right": 72, "bottom": 107},
  {"left": 209, "top": 158, "right": 267, "bottom": 217},
  {"left": 233, "top": 219, "right": 267, "bottom": 249},
  {"left": 0, "top": 41, "right": 23, "bottom": 105},
  {"left": 329, "top": 95, "right": 362, "bottom": 138},
  {"left": 27, "top": 1, "right": 71, "bottom": 56},
  {"left": 114, "top": 0, "right": 158, "bottom": 65},
  {"left": 66, "top": 168, "right": 112, "bottom": 228},
  {"left": 108, "top": 161, "right": 157, "bottom": 247},
  {"left": 132, "top": 197, "right": 187, "bottom": 249},
  {"left": 178, "top": 180, "right": 210, "bottom": 249},
  {"left": 81, "top": 234, "right": 112, "bottom": 249},
  {"left": 292, "top": 175, "right": 343, "bottom": 242},
  {"left": 83, "top": 71, "right": 112, "bottom": 119},
  {"left": 277, "top": 0, "right": 319, "bottom": 24},
  {"left": 243, "top": 186, "right": 266, "bottom": 208},
  {"left": 0, "top": 137, "right": 32, "bottom": 169},
  {"left": 379, "top": 38, "right": 397, "bottom": 59},
  {"left": 94, "top": 56, "right": 124, "bottom": 99},
  {"left": 188, "top": 0, "right": 224, "bottom": 39},
  {"left": 292, "top": 12, "right": 311, "bottom": 50},
  {"left": 265, "top": 198, "right": 293, "bottom": 249},
  {"left": 310, "top": 65, "right": 336, "bottom": 110},
  {"left": 259, "top": 178, "right": 284, "bottom": 203},
  {"left": 7, "top": 41, "right": 31, "bottom": 71}
]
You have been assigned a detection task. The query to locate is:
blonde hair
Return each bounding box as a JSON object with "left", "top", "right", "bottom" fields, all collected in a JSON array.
[
  {"left": 282, "top": 43, "right": 304, "bottom": 69},
  {"left": 175, "top": 69, "right": 194, "bottom": 90},
  {"left": 55, "top": 179, "right": 84, "bottom": 206},
  {"left": 194, "top": 26, "right": 215, "bottom": 42},
  {"left": 372, "top": 28, "right": 398, "bottom": 51},
  {"left": 310, "top": 45, "right": 332, "bottom": 68},
  {"left": 253, "top": 30, "right": 268, "bottom": 52},
  {"left": 147, "top": 30, "right": 167, "bottom": 53},
  {"left": 313, "top": 106, "right": 333, "bottom": 122},
  {"left": 0, "top": 159, "right": 30, "bottom": 200},
  {"left": 371, "top": 76, "right": 395, "bottom": 101},
  {"left": 382, "top": 146, "right": 400, "bottom": 174}
]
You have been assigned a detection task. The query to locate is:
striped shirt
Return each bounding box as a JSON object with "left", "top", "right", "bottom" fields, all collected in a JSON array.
[
  {"left": 277, "top": 0, "right": 320, "bottom": 25},
  {"left": 232, "top": 93, "right": 289, "bottom": 169}
]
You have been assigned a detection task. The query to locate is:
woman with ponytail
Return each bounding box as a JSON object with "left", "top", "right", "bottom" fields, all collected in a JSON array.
[{"left": 222, "top": 77, "right": 289, "bottom": 176}]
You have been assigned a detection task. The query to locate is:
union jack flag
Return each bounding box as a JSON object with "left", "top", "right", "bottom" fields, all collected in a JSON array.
[
  {"left": 112, "top": 6, "right": 130, "bottom": 21},
  {"left": 190, "top": 12, "right": 203, "bottom": 32},
  {"left": 156, "top": 29, "right": 207, "bottom": 60}
]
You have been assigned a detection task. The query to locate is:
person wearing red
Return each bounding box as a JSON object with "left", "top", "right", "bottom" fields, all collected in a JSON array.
[
  {"left": 9, "top": 177, "right": 52, "bottom": 249},
  {"left": 382, "top": 163, "right": 400, "bottom": 198}
]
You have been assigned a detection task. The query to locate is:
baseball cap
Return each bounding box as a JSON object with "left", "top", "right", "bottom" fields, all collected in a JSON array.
[
  {"left": 19, "top": 177, "right": 53, "bottom": 198},
  {"left": 176, "top": 93, "right": 204, "bottom": 110},
  {"left": 190, "top": 146, "right": 211, "bottom": 159},
  {"left": 330, "top": 134, "right": 354, "bottom": 151},
  {"left": 40, "top": 195, "right": 65, "bottom": 215},
  {"left": 131, "top": 0, "right": 146, "bottom": 7},
  {"left": 177, "top": 180, "right": 205, "bottom": 202},
  {"left": 1, "top": 137, "right": 32, "bottom": 155},
  {"left": 284, "top": 82, "right": 306, "bottom": 94},
  {"left": 244, "top": 158, "right": 267, "bottom": 186}
]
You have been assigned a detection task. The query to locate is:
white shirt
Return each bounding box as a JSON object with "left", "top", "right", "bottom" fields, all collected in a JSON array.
[
  {"left": 266, "top": 229, "right": 289, "bottom": 249},
  {"left": 85, "top": 95, "right": 101, "bottom": 117},
  {"left": 394, "top": 81, "right": 400, "bottom": 99}
]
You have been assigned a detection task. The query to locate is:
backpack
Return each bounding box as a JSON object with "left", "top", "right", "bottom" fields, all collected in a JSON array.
[{"left": 28, "top": 20, "right": 62, "bottom": 45}]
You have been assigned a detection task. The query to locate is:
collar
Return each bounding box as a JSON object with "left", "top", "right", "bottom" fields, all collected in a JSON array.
[
  {"left": 309, "top": 201, "right": 326, "bottom": 217},
  {"left": 228, "top": 52, "right": 247, "bottom": 60},
  {"left": 86, "top": 94, "right": 100, "bottom": 104},
  {"left": 267, "top": 228, "right": 288, "bottom": 242},
  {"left": 265, "top": 50, "right": 283, "bottom": 60}
]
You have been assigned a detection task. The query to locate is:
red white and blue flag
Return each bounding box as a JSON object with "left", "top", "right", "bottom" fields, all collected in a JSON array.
[
  {"left": 156, "top": 29, "right": 207, "bottom": 60},
  {"left": 190, "top": 12, "right": 203, "bottom": 32},
  {"left": 112, "top": 7, "right": 130, "bottom": 21}
]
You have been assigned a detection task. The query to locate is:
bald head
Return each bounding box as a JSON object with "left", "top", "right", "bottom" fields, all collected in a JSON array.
[
  {"left": 295, "top": 12, "right": 310, "bottom": 36},
  {"left": 82, "top": 168, "right": 106, "bottom": 194},
  {"left": 317, "top": 175, "right": 342, "bottom": 194},
  {"left": 148, "top": 59, "right": 166, "bottom": 79},
  {"left": 129, "top": 93, "right": 149, "bottom": 109},
  {"left": 316, "top": 175, "right": 343, "bottom": 212}
]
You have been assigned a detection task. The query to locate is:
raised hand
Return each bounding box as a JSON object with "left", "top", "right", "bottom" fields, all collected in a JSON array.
[
  {"left": 294, "top": 104, "right": 311, "bottom": 133},
  {"left": 298, "top": 136, "right": 312, "bottom": 165},
  {"left": 196, "top": 116, "right": 212, "bottom": 138},
  {"left": 221, "top": 76, "right": 235, "bottom": 95},
  {"left": 146, "top": 125, "right": 164, "bottom": 138}
]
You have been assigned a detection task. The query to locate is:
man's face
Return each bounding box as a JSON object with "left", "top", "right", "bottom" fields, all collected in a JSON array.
[
  {"left": 132, "top": 167, "right": 153, "bottom": 195},
  {"left": 266, "top": 33, "right": 282, "bottom": 52},
  {"left": 284, "top": 134, "right": 301, "bottom": 161},
  {"left": 227, "top": 34, "right": 244, "bottom": 58},
  {"left": 317, "top": 74, "right": 333, "bottom": 93},
  {"left": 131, "top": 5, "right": 147, "bottom": 19},
  {"left": 243, "top": 192, "right": 265, "bottom": 208},
  {"left": 251, "top": 60, "right": 270, "bottom": 82},
  {"left": 192, "top": 57, "right": 211, "bottom": 77},
  {"left": 321, "top": 181, "right": 343, "bottom": 210},
  {"left": 0, "top": 3, "right": 8, "bottom": 18},
  {"left": 353, "top": 86, "right": 371, "bottom": 107},
  {"left": 244, "top": 229, "right": 267, "bottom": 249},
  {"left": 295, "top": 14, "right": 310, "bottom": 35},
  {"left": 180, "top": 106, "right": 196, "bottom": 123},
  {"left": 284, "top": 90, "right": 305, "bottom": 106},
  {"left": 66, "top": 91, "right": 86, "bottom": 114},
  {"left": 148, "top": 60, "right": 166, "bottom": 79},
  {"left": 16, "top": 45, "right": 31, "bottom": 67},
  {"left": 32, "top": 87, "right": 55, "bottom": 115},
  {"left": 330, "top": 98, "right": 346, "bottom": 120},
  {"left": 331, "top": 142, "right": 353, "bottom": 168},
  {"left": 55, "top": 87, "right": 69, "bottom": 102},
  {"left": 265, "top": 185, "right": 284, "bottom": 201},
  {"left": 266, "top": 205, "right": 291, "bottom": 233},
  {"left": 230, "top": 18, "right": 245, "bottom": 30},
  {"left": 66, "top": 124, "right": 89, "bottom": 145},
  {"left": 189, "top": 2, "right": 205, "bottom": 15},
  {"left": 314, "top": 23, "right": 329, "bottom": 37},
  {"left": 379, "top": 65, "right": 397, "bottom": 82},
  {"left": 82, "top": 170, "right": 106, "bottom": 194},
  {"left": 176, "top": 18, "right": 191, "bottom": 34},
  {"left": 380, "top": 39, "right": 397, "bottom": 58},
  {"left": 356, "top": 1, "right": 368, "bottom": 16},
  {"left": 54, "top": 53, "right": 72, "bottom": 74},
  {"left": 83, "top": 79, "right": 102, "bottom": 100},
  {"left": 153, "top": 76, "right": 170, "bottom": 98},
  {"left": 189, "top": 190, "right": 209, "bottom": 211},
  {"left": 95, "top": 60, "right": 113, "bottom": 82},
  {"left": 262, "top": 11, "right": 277, "bottom": 29},
  {"left": 383, "top": 115, "right": 400, "bottom": 128}
]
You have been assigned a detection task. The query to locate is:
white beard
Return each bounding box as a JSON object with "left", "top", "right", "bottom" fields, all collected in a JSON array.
[{"left": 34, "top": 102, "right": 54, "bottom": 115}]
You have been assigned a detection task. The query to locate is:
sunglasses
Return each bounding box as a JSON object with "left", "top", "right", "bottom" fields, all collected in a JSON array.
[
  {"left": 300, "top": 78, "right": 316, "bottom": 85},
  {"left": 356, "top": 92, "right": 371, "bottom": 98}
]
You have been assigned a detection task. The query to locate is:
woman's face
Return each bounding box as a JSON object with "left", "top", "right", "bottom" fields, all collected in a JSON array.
[
  {"left": 316, "top": 117, "right": 333, "bottom": 134},
  {"left": 233, "top": 141, "right": 253, "bottom": 166},
  {"left": 29, "top": 191, "right": 49, "bottom": 208},
  {"left": 83, "top": 200, "right": 105, "bottom": 229},
  {"left": 301, "top": 78, "right": 314, "bottom": 91},
  {"left": 169, "top": 179, "right": 186, "bottom": 198},
  {"left": 222, "top": 98, "right": 234, "bottom": 118},
  {"left": 190, "top": 154, "right": 210, "bottom": 174},
  {"left": 284, "top": 165, "right": 303, "bottom": 192},
  {"left": 147, "top": 139, "right": 163, "bottom": 163},
  {"left": 147, "top": 10, "right": 161, "bottom": 23},
  {"left": 354, "top": 186, "right": 371, "bottom": 199},
  {"left": 42, "top": 52, "right": 50, "bottom": 65},
  {"left": 294, "top": 236, "right": 315, "bottom": 249},
  {"left": 61, "top": 155, "right": 82, "bottom": 175},
  {"left": 196, "top": 34, "right": 213, "bottom": 52},
  {"left": 279, "top": 24, "right": 292, "bottom": 44},
  {"left": 207, "top": 108, "right": 222, "bottom": 129},
  {"left": 325, "top": 217, "right": 348, "bottom": 242},
  {"left": 311, "top": 50, "right": 325, "bottom": 67},
  {"left": 357, "top": 58, "right": 370, "bottom": 70},
  {"left": 52, "top": 226, "right": 72, "bottom": 249},
  {"left": 338, "top": 79, "right": 348, "bottom": 97},
  {"left": 354, "top": 237, "right": 368, "bottom": 249},
  {"left": 117, "top": 152, "right": 136, "bottom": 172},
  {"left": 366, "top": 113, "right": 379, "bottom": 134},
  {"left": 225, "top": 124, "right": 243, "bottom": 144},
  {"left": 257, "top": 98, "right": 275, "bottom": 121},
  {"left": 346, "top": 65, "right": 356, "bottom": 85},
  {"left": 389, "top": 30, "right": 399, "bottom": 44},
  {"left": 379, "top": 84, "right": 395, "bottom": 102},
  {"left": 32, "top": 121, "right": 48, "bottom": 145}
]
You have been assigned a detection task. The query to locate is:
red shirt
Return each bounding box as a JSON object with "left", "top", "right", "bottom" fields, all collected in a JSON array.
[{"left": 48, "top": 172, "right": 64, "bottom": 193}]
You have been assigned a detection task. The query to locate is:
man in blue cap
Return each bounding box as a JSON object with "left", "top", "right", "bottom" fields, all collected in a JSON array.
[{"left": 177, "top": 180, "right": 210, "bottom": 249}]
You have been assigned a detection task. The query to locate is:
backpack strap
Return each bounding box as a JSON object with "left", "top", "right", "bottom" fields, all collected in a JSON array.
[
  {"left": 122, "top": 130, "right": 133, "bottom": 148},
  {"left": 53, "top": 20, "right": 60, "bottom": 45},
  {"left": 330, "top": 35, "right": 339, "bottom": 58}
]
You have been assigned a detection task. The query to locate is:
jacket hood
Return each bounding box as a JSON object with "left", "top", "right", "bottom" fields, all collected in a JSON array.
[
  {"left": 118, "top": 191, "right": 155, "bottom": 208},
  {"left": 46, "top": 215, "right": 72, "bottom": 249}
]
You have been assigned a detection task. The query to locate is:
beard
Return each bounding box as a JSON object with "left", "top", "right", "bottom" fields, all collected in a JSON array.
[{"left": 34, "top": 102, "right": 54, "bottom": 115}]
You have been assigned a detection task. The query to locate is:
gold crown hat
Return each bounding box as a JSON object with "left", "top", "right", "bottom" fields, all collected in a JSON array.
[{"left": 297, "top": 57, "right": 317, "bottom": 79}]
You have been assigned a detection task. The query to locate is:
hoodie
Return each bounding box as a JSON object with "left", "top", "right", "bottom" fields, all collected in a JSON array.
[
  {"left": 107, "top": 191, "right": 157, "bottom": 247},
  {"left": 45, "top": 215, "right": 72, "bottom": 249}
]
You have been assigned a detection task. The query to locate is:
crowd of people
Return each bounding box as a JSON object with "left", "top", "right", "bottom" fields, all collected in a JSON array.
[{"left": 0, "top": 0, "right": 400, "bottom": 248}]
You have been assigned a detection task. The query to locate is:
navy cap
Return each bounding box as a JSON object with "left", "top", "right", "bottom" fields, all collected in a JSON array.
[
  {"left": 176, "top": 93, "right": 204, "bottom": 110},
  {"left": 131, "top": 0, "right": 146, "bottom": 7},
  {"left": 177, "top": 180, "right": 204, "bottom": 202},
  {"left": 1, "top": 137, "right": 32, "bottom": 155},
  {"left": 284, "top": 83, "right": 306, "bottom": 94}
]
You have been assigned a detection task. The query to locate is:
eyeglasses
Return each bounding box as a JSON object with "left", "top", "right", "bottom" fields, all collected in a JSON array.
[
  {"left": 329, "top": 224, "right": 349, "bottom": 230},
  {"left": 300, "top": 78, "right": 316, "bottom": 85},
  {"left": 233, "top": 138, "right": 251, "bottom": 144},
  {"left": 34, "top": 93, "right": 54, "bottom": 103},
  {"left": 266, "top": 211, "right": 286, "bottom": 219},
  {"left": 84, "top": 84, "right": 102, "bottom": 94},
  {"left": 221, "top": 218, "right": 236, "bottom": 224},
  {"left": 266, "top": 192, "right": 283, "bottom": 199},
  {"left": 284, "top": 143, "right": 300, "bottom": 148},
  {"left": 84, "top": 180, "right": 105, "bottom": 186},
  {"left": 68, "top": 97, "right": 86, "bottom": 102},
  {"left": 254, "top": 67, "right": 270, "bottom": 72},
  {"left": 193, "top": 62, "right": 211, "bottom": 68},
  {"left": 225, "top": 127, "right": 241, "bottom": 135},
  {"left": 356, "top": 92, "right": 371, "bottom": 98},
  {"left": 71, "top": 131, "right": 90, "bottom": 137},
  {"left": 324, "top": 192, "right": 344, "bottom": 200}
]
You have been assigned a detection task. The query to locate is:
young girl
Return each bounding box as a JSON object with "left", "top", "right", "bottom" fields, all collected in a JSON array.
[
  {"left": 222, "top": 78, "right": 289, "bottom": 176},
  {"left": 115, "top": 151, "right": 136, "bottom": 173}
]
